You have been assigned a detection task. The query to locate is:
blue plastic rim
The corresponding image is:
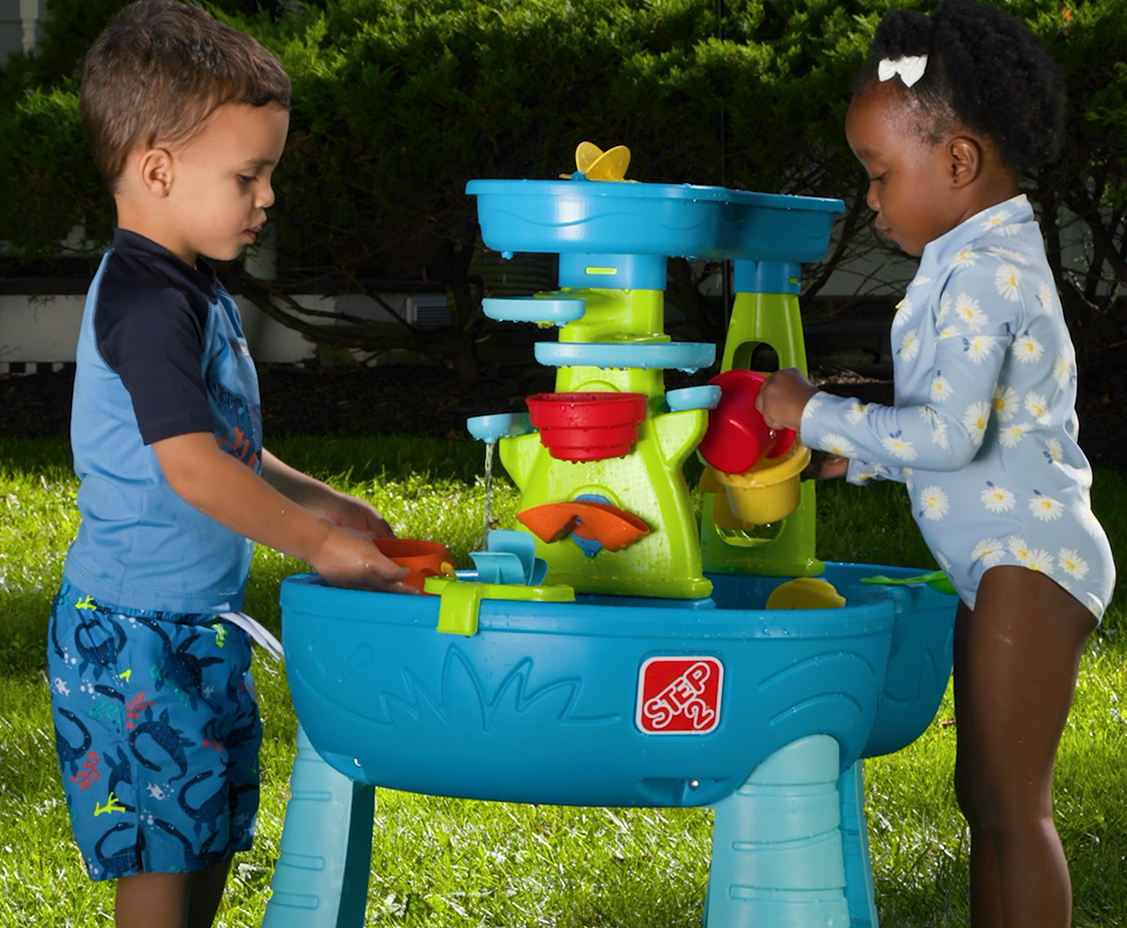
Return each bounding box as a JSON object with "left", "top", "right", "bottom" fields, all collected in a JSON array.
[
  {"left": 717, "top": 189, "right": 845, "bottom": 263},
  {"left": 279, "top": 562, "right": 955, "bottom": 809}
]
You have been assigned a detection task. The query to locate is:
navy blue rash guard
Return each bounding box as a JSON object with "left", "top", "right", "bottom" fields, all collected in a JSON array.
[{"left": 64, "top": 229, "right": 264, "bottom": 613}]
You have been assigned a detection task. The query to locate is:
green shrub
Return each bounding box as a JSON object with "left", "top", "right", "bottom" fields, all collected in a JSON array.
[
  {"left": 1032, "top": 1, "right": 1127, "bottom": 386},
  {"left": 257, "top": 0, "right": 870, "bottom": 372},
  {"left": 0, "top": 2, "right": 310, "bottom": 109},
  {"left": 0, "top": 89, "right": 110, "bottom": 255},
  {"left": 1, "top": 0, "right": 1124, "bottom": 383}
]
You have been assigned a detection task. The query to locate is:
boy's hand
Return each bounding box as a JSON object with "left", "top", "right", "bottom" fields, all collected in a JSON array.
[
  {"left": 755, "top": 368, "right": 818, "bottom": 432},
  {"left": 153, "top": 437, "right": 418, "bottom": 594},
  {"left": 306, "top": 488, "right": 395, "bottom": 541},
  {"left": 310, "top": 524, "right": 418, "bottom": 594},
  {"left": 803, "top": 451, "right": 849, "bottom": 481},
  {"left": 259, "top": 447, "right": 395, "bottom": 541}
]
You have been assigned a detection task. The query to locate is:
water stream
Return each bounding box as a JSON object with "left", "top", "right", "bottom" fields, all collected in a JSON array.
[{"left": 481, "top": 440, "right": 496, "bottom": 545}]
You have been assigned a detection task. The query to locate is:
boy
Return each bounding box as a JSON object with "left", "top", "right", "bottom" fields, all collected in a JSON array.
[{"left": 48, "top": 3, "right": 413, "bottom": 926}]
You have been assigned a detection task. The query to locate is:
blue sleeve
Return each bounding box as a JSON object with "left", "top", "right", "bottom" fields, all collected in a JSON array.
[
  {"left": 800, "top": 258, "right": 1024, "bottom": 481},
  {"left": 95, "top": 283, "right": 216, "bottom": 445}
]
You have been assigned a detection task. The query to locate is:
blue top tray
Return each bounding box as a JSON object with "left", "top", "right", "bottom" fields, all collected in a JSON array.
[{"left": 466, "top": 178, "right": 844, "bottom": 264}]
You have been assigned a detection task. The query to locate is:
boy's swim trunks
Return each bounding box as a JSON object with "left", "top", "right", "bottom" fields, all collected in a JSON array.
[{"left": 47, "top": 579, "right": 261, "bottom": 880}]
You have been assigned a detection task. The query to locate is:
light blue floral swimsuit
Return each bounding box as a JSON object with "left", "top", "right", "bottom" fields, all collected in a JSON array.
[{"left": 801, "top": 195, "right": 1115, "bottom": 618}]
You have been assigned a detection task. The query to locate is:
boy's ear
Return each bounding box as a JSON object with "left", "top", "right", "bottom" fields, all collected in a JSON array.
[
  {"left": 948, "top": 136, "right": 982, "bottom": 188},
  {"left": 136, "top": 147, "right": 175, "bottom": 197}
]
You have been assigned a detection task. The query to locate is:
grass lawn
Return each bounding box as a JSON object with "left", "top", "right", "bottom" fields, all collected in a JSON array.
[{"left": 1, "top": 435, "right": 1124, "bottom": 927}]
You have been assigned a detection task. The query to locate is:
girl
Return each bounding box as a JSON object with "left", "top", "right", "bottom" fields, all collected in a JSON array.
[{"left": 755, "top": 2, "right": 1116, "bottom": 926}]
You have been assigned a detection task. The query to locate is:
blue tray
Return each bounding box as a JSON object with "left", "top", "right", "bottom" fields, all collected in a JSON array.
[
  {"left": 534, "top": 340, "right": 716, "bottom": 373},
  {"left": 483, "top": 296, "right": 587, "bottom": 325},
  {"left": 718, "top": 189, "right": 845, "bottom": 263}
]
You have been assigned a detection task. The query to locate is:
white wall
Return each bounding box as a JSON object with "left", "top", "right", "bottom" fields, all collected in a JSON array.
[
  {"left": 0, "top": 0, "right": 46, "bottom": 65},
  {"left": 814, "top": 203, "right": 1102, "bottom": 300},
  {"left": 0, "top": 291, "right": 441, "bottom": 369}
]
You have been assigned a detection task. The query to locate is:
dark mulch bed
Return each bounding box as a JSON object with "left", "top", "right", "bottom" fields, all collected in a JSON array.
[{"left": 1, "top": 361, "right": 1122, "bottom": 471}]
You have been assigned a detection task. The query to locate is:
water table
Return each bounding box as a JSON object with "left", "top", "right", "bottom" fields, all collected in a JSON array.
[{"left": 262, "top": 148, "right": 957, "bottom": 928}]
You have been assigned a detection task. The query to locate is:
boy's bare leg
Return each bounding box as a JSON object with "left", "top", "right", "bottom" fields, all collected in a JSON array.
[
  {"left": 116, "top": 872, "right": 190, "bottom": 928},
  {"left": 188, "top": 856, "right": 233, "bottom": 928},
  {"left": 115, "top": 857, "right": 232, "bottom": 928}
]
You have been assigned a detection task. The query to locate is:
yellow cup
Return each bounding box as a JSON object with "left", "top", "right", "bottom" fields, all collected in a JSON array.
[{"left": 711, "top": 443, "right": 811, "bottom": 526}]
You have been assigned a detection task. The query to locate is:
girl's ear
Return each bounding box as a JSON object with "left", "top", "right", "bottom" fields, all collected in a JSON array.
[
  {"left": 949, "top": 136, "right": 982, "bottom": 188},
  {"left": 137, "top": 147, "right": 175, "bottom": 198}
]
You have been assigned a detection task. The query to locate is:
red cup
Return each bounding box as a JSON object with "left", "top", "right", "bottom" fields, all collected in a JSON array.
[
  {"left": 526, "top": 392, "right": 648, "bottom": 461},
  {"left": 372, "top": 538, "right": 454, "bottom": 592},
  {"left": 696, "top": 370, "right": 796, "bottom": 474}
]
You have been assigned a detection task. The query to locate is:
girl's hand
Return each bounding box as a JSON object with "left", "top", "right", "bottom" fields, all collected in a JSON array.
[
  {"left": 756, "top": 368, "right": 818, "bottom": 432},
  {"left": 309, "top": 524, "right": 417, "bottom": 594},
  {"left": 803, "top": 451, "right": 849, "bottom": 481}
]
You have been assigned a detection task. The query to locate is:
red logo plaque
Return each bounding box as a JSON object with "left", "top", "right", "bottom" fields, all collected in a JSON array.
[{"left": 636, "top": 656, "right": 723, "bottom": 734}]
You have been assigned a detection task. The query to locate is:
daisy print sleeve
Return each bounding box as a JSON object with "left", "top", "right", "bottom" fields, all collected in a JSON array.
[
  {"left": 802, "top": 248, "right": 1014, "bottom": 475},
  {"left": 802, "top": 195, "right": 1115, "bottom": 618}
]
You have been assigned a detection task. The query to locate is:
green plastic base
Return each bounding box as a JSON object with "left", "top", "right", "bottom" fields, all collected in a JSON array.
[
  {"left": 701, "top": 289, "right": 821, "bottom": 578},
  {"left": 500, "top": 287, "right": 712, "bottom": 600},
  {"left": 701, "top": 480, "right": 823, "bottom": 578}
]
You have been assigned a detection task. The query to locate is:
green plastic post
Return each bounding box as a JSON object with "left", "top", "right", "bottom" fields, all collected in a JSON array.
[
  {"left": 700, "top": 288, "right": 823, "bottom": 578},
  {"left": 557, "top": 287, "right": 667, "bottom": 345}
]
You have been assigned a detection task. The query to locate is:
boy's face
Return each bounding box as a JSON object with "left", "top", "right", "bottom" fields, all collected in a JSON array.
[{"left": 160, "top": 102, "right": 289, "bottom": 265}]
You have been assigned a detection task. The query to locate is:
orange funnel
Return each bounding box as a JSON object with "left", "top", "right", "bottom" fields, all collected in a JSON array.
[{"left": 517, "top": 501, "right": 650, "bottom": 552}]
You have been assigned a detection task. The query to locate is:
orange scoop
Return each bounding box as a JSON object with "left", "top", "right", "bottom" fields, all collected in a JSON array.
[
  {"left": 517, "top": 501, "right": 650, "bottom": 552},
  {"left": 372, "top": 538, "right": 455, "bottom": 592}
]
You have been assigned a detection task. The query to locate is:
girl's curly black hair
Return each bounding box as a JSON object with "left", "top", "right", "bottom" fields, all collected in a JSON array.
[{"left": 854, "top": 0, "right": 1066, "bottom": 173}]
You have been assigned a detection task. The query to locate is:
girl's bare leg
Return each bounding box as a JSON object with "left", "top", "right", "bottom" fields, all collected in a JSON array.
[{"left": 952, "top": 565, "right": 1094, "bottom": 928}]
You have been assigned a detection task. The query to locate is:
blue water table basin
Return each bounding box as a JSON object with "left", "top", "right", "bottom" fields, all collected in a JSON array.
[
  {"left": 264, "top": 563, "right": 954, "bottom": 928},
  {"left": 282, "top": 564, "right": 951, "bottom": 805}
]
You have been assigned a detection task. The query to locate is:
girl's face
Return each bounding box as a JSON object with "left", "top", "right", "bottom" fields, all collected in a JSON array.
[{"left": 845, "top": 82, "right": 970, "bottom": 257}]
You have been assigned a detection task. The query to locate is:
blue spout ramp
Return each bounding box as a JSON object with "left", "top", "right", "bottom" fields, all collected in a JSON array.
[{"left": 263, "top": 562, "right": 955, "bottom": 928}]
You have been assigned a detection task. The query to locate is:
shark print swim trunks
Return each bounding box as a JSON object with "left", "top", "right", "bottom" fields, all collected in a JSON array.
[{"left": 47, "top": 579, "right": 261, "bottom": 880}]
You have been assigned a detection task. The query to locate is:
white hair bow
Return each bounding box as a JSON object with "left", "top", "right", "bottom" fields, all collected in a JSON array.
[{"left": 878, "top": 55, "right": 928, "bottom": 88}]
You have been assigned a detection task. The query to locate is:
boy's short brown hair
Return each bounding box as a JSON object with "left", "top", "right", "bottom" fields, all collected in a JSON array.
[{"left": 80, "top": 0, "right": 291, "bottom": 189}]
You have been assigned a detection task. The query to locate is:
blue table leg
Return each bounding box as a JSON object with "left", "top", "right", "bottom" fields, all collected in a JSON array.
[
  {"left": 705, "top": 734, "right": 851, "bottom": 927},
  {"left": 839, "top": 760, "right": 879, "bottom": 928},
  {"left": 262, "top": 725, "right": 375, "bottom": 928}
]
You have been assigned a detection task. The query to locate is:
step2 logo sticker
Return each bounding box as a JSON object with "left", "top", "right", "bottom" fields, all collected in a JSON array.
[{"left": 636, "top": 656, "right": 723, "bottom": 734}]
